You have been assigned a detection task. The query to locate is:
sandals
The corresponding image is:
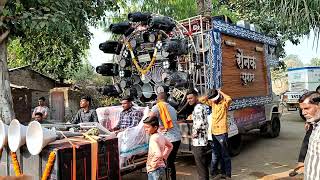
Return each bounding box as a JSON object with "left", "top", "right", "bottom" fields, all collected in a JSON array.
[{"left": 289, "top": 165, "right": 304, "bottom": 177}]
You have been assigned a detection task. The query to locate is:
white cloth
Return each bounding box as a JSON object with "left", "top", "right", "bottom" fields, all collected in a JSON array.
[{"left": 304, "top": 122, "right": 320, "bottom": 180}]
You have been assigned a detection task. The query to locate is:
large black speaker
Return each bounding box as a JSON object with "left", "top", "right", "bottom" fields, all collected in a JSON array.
[
  {"left": 109, "top": 22, "right": 134, "bottom": 36},
  {"left": 99, "top": 41, "right": 123, "bottom": 55},
  {"left": 96, "top": 63, "right": 119, "bottom": 76}
]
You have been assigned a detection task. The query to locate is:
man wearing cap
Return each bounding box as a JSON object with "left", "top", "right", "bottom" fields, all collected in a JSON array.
[
  {"left": 112, "top": 96, "right": 143, "bottom": 131},
  {"left": 199, "top": 89, "right": 232, "bottom": 179},
  {"left": 70, "top": 96, "right": 98, "bottom": 124}
]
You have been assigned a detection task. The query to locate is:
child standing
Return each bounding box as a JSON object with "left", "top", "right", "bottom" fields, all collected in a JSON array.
[{"left": 144, "top": 116, "right": 173, "bottom": 180}]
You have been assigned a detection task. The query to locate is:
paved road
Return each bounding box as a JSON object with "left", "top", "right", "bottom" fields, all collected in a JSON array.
[{"left": 123, "top": 111, "right": 306, "bottom": 180}]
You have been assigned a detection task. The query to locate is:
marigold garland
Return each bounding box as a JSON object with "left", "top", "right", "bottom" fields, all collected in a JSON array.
[
  {"left": 41, "top": 151, "right": 56, "bottom": 180},
  {"left": 10, "top": 152, "right": 22, "bottom": 176},
  {"left": 127, "top": 34, "right": 161, "bottom": 75}
]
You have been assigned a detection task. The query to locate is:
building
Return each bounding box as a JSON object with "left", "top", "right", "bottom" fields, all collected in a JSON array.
[
  {"left": 10, "top": 84, "right": 32, "bottom": 124},
  {"left": 9, "top": 65, "right": 71, "bottom": 121}
]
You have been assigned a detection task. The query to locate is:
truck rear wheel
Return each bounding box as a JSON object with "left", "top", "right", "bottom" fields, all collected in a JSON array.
[
  {"left": 261, "top": 116, "right": 281, "bottom": 138},
  {"left": 228, "top": 134, "right": 242, "bottom": 157}
]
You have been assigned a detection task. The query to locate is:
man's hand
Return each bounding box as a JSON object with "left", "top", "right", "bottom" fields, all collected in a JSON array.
[
  {"left": 192, "top": 133, "right": 198, "bottom": 138},
  {"left": 305, "top": 123, "right": 310, "bottom": 131},
  {"left": 159, "top": 127, "right": 168, "bottom": 133}
]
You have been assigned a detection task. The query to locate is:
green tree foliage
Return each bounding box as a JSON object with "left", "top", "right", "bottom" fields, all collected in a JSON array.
[
  {"left": 1, "top": 0, "right": 118, "bottom": 80},
  {"left": 7, "top": 38, "right": 27, "bottom": 68},
  {"left": 70, "top": 59, "right": 120, "bottom": 107},
  {"left": 221, "top": 0, "right": 320, "bottom": 55},
  {"left": 310, "top": 57, "right": 320, "bottom": 66},
  {"left": 71, "top": 59, "right": 112, "bottom": 86},
  {"left": 283, "top": 54, "right": 304, "bottom": 68},
  {"left": 106, "top": 0, "right": 237, "bottom": 25}
]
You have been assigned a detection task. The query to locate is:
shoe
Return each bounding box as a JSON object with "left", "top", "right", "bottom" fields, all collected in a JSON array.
[
  {"left": 210, "top": 174, "right": 222, "bottom": 180},
  {"left": 221, "top": 174, "right": 231, "bottom": 179}
]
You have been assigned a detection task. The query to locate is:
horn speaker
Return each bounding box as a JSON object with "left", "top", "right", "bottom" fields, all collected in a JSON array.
[
  {"left": 0, "top": 120, "right": 8, "bottom": 150},
  {"left": 8, "top": 119, "right": 28, "bottom": 152},
  {"left": 26, "top": 121, "right": 58, "bottom": 155}
]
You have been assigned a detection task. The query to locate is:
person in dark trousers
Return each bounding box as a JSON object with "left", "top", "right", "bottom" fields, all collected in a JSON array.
[
  {"left": 186, "top": 89, "right": 209, "bottom": 180},
  {"left": 299, "top": 91, "right": 320, "bottom": 180},
  {"left": 150, "top": 92, "right": 182, "bottom": 180},
  {"left": 199, "top": 89, "right": 232, "bottom": 179},
  {"left": 290, "top": 85, "right": 320, "bottom": 176}
]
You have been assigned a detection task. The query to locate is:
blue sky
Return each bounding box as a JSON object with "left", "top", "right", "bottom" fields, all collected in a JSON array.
[{"left": 88, "top": 27, "right": 320, "bottom": 67}]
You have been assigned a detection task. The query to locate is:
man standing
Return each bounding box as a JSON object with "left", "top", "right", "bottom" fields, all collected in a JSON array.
[
  {"left": 113, "top": 96, "right": 143, "bottom": 131},
  {"left": 32, "top": 97, "right": 49, "bottom": 120},
  {"left": 186, "top": 89, "right": 209, "bottom": 180},
  {"left": 290, "top": 86, "right": 320, "bottom": 177},
  {"left": 149, "top": 92, "right": 181, "bottom": 180},
  {"left": 70, "top": 96, "right": 98, "bottom": 124},
  {"left": 299, "top": 91, "right": 320, "bottom": 180},
  {"left": 200, "top": 89, "right": 232, "bottom": 179}
]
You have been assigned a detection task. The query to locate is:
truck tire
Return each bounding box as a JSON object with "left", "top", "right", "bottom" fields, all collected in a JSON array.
[
  {"left": 228, "top": 134, "right": 242, "bottom": 157},
  {"left": 261, "top": 116, "right": 281, "bottom": 138},
  {"left": 269, "top": 117, "right": 281, "bottom": 138}
]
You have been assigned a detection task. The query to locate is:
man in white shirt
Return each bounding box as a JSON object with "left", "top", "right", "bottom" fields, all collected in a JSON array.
[
  {"left": 32, "top": 97, "right": 49, "bottom": 120},
  {"left": 299, "top": 91, "right": 320, "bottom": 180},
  {"left": 186, "top": 89, "right": 209, "bottom": 180}
]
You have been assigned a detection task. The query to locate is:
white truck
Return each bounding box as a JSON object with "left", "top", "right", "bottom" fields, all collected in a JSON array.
[{"left": 283, "top": 67, "right": 320, "bottom": 110}]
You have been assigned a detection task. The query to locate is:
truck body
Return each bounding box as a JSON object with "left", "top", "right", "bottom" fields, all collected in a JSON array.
[
  {"left": 283, "top": 67, "right": 320, "bottom": 110},
  {"left": 96, "top": 13, "right": 282, "bottom": 172},
  {"left": 177, "top": 16, "right": 281, "bottom": 155}
]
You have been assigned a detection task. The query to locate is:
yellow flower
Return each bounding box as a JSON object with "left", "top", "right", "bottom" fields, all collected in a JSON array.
[
  {"left": 41, "top": 151, "right": 56, "bottom": 180},
  {"left": 11, "top": 152, "right": 22, "bottom": 176}
]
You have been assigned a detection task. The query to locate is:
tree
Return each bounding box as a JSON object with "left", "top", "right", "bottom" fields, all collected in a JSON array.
[
  {"left": 310, "top": 57, "right": 320, "bottom": 66},
  {"left": 221, "top": 0, "right": 320, "bottom": 54},
  {"left": 283, "top": 54, "right": 304, "bottom": 68},
  {"left": 107, "top": 0, "right": 238, "bottom": 27},
  {"left": 0, "top": 0, "right": 118, "bottom": 124}
]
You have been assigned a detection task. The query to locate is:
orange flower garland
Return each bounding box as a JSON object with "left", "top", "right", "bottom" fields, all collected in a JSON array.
[
  {"left": 127, "top": 34, "right": 162, "bottom": 75},
  {"left": 41, "top": 151, "right": 56, "bottom": 180},
  {"left": 10, "top": 152, "right": 22, "bottom": 176}
]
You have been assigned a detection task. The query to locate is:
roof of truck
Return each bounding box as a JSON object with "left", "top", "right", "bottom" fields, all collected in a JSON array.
[{"left": 288, "top": 66, "right": 320, "bottom": 71}]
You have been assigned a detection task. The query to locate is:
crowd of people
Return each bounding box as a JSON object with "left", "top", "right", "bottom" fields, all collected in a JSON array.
[
  {"left": 142, "top": 89, "right": 232, "bottom": 180},
  {"left": 31, "top": 89, "right": 233, "bottom": 180},
  {"left": 31, "top": 85, "right": 320, "bottom": 180}
]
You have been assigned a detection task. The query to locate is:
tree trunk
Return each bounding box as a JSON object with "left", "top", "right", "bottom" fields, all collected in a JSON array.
[
  {"left": 0, "top": 40, "right": 15, "bottom": 124},
  {"left": 196, "top": 0, "right": 212, "bottom": 16}
]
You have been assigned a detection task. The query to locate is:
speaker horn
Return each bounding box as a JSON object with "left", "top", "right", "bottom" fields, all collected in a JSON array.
[
  {"left": 0, "top": 120, "right": 8, "bottom": 150},
  {"left": 142, "top": 83, "right": 154, "bottom": 98},
  {"left": 26, "top": 121, "right": 58, "bottom": 156},
  {"left": 8, "top": 119, "right": 28, "bottom": 152}
]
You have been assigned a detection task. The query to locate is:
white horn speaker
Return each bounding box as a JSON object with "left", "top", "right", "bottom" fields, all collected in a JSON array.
[
  {"left": 0, "top": 120, "right": 8, "bottom": 149},
  {"left": 26, "top": 121, "right": 58, "bottom": 155},
  {"left": 8, "top": 119, "right": 28, "bottom": 152}
]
